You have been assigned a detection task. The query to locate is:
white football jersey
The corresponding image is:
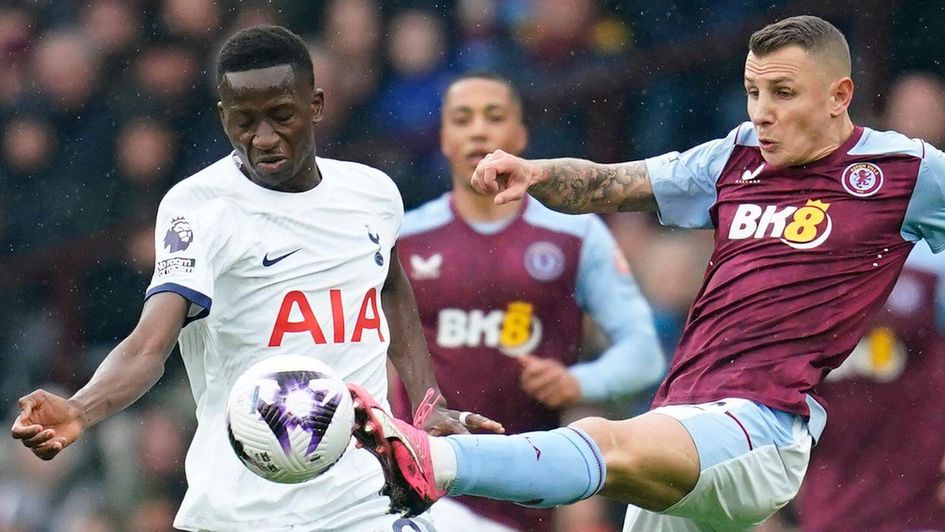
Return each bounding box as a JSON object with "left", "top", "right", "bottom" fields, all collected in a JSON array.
[{"left": 147, "top": 154, "right": 403, "bottom": 531}]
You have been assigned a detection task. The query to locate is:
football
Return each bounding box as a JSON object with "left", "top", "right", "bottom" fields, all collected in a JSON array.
[{"left": 225, "top": 355, "right": 355, "bottom": 483}]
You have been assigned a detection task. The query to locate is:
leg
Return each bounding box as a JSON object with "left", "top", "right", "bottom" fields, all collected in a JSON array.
[
  {"left": 572, "top": 413, "right": 699, "bottom": 511},
  {"left": 349, "top": 384, "right": 698, "bottom": 515}
]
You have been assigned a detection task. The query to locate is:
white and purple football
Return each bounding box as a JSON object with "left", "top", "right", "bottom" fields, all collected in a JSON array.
[{"left": 226, "top": 355, "right": 355, "bottom": 483}]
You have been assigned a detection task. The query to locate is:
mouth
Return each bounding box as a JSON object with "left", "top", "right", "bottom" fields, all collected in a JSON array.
[
  {"left": 465, "top": 149, "right": 491, "bottom": 166},
  {"left": 758, "top": 138, "right": 777, "bottom": 151},
  {"left": 254, "top": 155, "right": 289, "bottom": 173}
]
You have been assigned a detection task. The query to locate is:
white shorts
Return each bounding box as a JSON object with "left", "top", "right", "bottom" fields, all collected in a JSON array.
[
  {"left": 429, "top": 499, "right": 518, "bottom": 532},
  {"left": 622, "top": 398, "right": 825, "bottom": 532}
]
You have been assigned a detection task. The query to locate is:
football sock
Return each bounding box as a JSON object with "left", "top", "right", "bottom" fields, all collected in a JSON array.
[
  {"left": 428, "top": 436, "right": 458, "bottom": 491},
  {"left": 442, "top": 427, "right": 606, "bottom": 508}
]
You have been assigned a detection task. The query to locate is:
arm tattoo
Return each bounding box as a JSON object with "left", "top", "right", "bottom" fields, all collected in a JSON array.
[{"left": 528, "top": 159, "right": 656, "bottom": 213}]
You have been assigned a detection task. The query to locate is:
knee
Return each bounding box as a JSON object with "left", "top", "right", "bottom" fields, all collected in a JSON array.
[
  {"left": 568, "top": 417, "right": 626, "bottom": 466},
  {"left": 570, "top": 417, "right": 644, "bottom": 475}
]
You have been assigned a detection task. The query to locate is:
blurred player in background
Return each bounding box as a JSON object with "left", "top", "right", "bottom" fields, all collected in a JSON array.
[
  {"left": 790, "top": 73, "right": 945, "bottom": 532},
  {"left": 345, "top": 15, "right": 945, "bottom": 531},
  {"left": 10, "top": 25, "right": 501, "bottom": 532},
  {"left": 794, "top": 241, "right": 945, "bottom": 531},
  {"left": 392, "top": 73, "right": 665, "bottom": 532}
]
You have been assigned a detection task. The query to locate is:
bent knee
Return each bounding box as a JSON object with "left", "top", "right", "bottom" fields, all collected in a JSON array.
[
  {"left": 570, "top": 414, "right": 700, "bottom": 510},
  {"left": 568, "top": 417, "right": 618, "bottom": 456}
]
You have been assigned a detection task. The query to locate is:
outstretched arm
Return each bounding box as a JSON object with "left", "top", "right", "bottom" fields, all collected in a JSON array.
[
  {"left": 471, "top": 149, "right": 657, "bottom": 214},
  {"left": 11, "top": 292, "right": 187, "bottom": 459}
]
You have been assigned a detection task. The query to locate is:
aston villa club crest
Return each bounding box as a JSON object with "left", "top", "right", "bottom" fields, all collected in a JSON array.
[
  {"left": 524, "top": 241, "right": 565, "bottom": 282},
  {"left": 164, "top": 216, "right": 194, "bottom": 252},
  {"left": 841, "top": 162, "right": 884, "bottom": 197}
]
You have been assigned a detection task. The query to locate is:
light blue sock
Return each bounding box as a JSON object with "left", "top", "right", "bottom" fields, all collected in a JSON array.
[{"left": 444, "top": 427, "right": 606, "bottom": 508}]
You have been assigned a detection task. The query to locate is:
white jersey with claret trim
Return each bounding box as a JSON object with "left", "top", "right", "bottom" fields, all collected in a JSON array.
[{"left": 146, "top": 153, "right": 403, "bottom": 531}]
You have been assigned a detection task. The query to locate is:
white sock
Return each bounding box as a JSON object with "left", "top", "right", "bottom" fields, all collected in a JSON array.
[{"left": 428, "top": 436, "right": 457, "bottom": 491}]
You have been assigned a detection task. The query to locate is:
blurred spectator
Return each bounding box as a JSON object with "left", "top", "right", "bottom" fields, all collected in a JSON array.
[
  {"left": 376, "top": 9, "right": 452, "bottom": 150},
  {"left": 231, "top": 1, "right": 280, "bottom": 30},
  {"left": 1, "top": 116, "right": 57, "bottom": 177},
  {"left": 108, "top": 117, "right": 178, "bottom": 225},
  {"left": 371, "top": 9, "right": 453, "bottom": 207},
  {"left": 452, "top": 0, "right": 510, "bottom": 72},
  {"left": 160, "top": 0, "right": 221, "bottom": 41},
  {"left": 79, "top": 0, "right": 141, "bottom": 65},
  {"left": 31, "top": 31, "right": 101, "bottom": 113},
  {"left": 323, "top": 0, "right": 384, "bottom": 107},
  {"left": 884, "top": 72, "right": 945, "bottom": 146}
]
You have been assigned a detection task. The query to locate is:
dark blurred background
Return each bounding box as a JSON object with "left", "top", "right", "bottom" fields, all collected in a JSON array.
[{"left": 1, "top": 0, "right": 944, "bottom": 530}]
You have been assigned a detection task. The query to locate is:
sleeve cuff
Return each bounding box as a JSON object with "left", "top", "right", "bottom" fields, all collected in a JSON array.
[{"left": 145, "top": 282, "right": 212, "bottom": 326}]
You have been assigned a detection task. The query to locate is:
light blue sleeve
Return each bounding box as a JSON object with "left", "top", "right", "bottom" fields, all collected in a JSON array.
[
  {"left": 569, "top": 216, "right": 666, "bottom": 401},
  {"left": 646, "top": 124, "right": 745, "bottom": 229},
  {"left": 901, "top": 143, "right": 945, "bottom": 252}
]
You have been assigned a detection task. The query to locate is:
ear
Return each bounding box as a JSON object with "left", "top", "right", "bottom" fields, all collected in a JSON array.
[
  {"left": 311, "top": 88, "right": 325, "bottom": 124},
  {"left": 217, "top": 101, "right": 225, "bottom": 123},
  {"left": 830, "top": 77, "right": 854, "bottom": 117}
]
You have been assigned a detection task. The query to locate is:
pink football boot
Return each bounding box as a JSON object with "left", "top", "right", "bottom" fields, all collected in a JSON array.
[{"left": 348, "top": 384, "right": 447, "bottom": 517}]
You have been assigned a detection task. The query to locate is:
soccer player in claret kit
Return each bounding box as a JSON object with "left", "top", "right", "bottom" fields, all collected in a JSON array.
[
  {"left": 392, "top": 73, "right": 665, "bottom": 532},
  {"left": 10, "top": 26, "right": 501, "bottom": 532},
  {"left": 344, "top": 15, "right": 945, "bottom": 531}
]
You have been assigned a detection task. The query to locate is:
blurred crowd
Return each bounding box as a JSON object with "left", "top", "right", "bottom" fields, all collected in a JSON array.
[{"left": 2, "top": 0, "right": 945, "bottom": 530}]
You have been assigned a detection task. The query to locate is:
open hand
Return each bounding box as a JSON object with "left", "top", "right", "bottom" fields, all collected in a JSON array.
[
  {"left": 420, "top": 405, "right": 505, "bottom": 436},
  {"left": 470, "top": 149, "right": 542, "bottom": 205},
  {"left": 520, "top": 354, "right": 582, "bottom": 409},
  {"left": 10, "top": 389, "right": 85, "bottom": 461}
]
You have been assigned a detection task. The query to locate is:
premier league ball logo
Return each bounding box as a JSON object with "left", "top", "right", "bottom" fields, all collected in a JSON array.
[
  {"left": 164, "top": 216, "right": 194, "bottom": 252},
  {"left": 841, "top": 162, "right": 884, "bottom": 197}
]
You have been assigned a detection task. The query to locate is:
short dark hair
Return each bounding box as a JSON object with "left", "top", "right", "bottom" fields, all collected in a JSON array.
[
  {"left": 445, "top": 72, "right": 523, "bottom": 111},
  {"left": 749, "top": 16, "right": 849, "bottom": 66},
  {"left": 216, "top": 25, "right": 313, "bottom": 86}
]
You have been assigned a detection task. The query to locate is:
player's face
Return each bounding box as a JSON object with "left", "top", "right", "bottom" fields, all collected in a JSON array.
[
  {"left": 745, "top": 46, "right": 843, "bottom": 167},
  {"left": 218, "top": 65, "right": 324, "bottom": 190},
  {"left": 441, "top": 78, "right": 527, "bottom": 185}
]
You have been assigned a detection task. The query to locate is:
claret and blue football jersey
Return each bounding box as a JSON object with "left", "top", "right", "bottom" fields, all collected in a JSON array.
[{"left": 647, "top": 122, "right": 945, "bottom": 417}]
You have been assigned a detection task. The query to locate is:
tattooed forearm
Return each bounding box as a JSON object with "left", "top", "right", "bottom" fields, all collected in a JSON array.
[{"left": 527, "top": 159, "right": 656, "bottom": 214}]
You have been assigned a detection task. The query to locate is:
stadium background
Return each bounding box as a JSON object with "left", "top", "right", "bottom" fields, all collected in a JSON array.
[{"left": 1, "top": 0, "right": 943, "bottom": 530}]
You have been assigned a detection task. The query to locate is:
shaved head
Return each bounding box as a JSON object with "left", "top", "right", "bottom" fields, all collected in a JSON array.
[{"left": 749, "top": 15, "right": 850, "bottom": 79}]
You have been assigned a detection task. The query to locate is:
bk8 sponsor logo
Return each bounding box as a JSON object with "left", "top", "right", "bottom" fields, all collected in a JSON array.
[
  {"left": 728, "top": 199, "right": 832, "bottom": 250},
  {"left": 436, "top": 301, "right": 542, "bottom": 356}
]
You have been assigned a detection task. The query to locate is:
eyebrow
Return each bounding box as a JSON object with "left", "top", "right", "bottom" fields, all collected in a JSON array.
[
  {"left": 744, "top": 75, "right": 795, "bottom": 84},
  {"left": 448, "top": 103, "right": 509, "bottom": 113}
]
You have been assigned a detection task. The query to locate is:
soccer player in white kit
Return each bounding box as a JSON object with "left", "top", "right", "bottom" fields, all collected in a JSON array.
[{"left": 10, "top": 25, "right": 501, "bottom": 532}]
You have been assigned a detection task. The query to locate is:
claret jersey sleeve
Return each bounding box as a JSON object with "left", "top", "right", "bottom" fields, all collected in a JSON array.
[
  {"left": 645, "top": 124, "right": 747, "bottom": 229},
  {"left": 145, "top": 191, "right": 237, "bottom": 324}
]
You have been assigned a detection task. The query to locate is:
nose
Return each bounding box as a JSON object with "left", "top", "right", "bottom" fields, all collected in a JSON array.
[
  {"left": 750, "top": 94, "right": 774, "bottom": 128},
  {"left": 252, "top": 120, "right": 279, "bottom": 151},
  {"left": 469, "top": 115, "right": 488, "bottom": 139}
]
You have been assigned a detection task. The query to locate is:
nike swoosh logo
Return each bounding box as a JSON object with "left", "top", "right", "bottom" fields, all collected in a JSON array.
[{"left": 262, "top": 248, "right": 301, "bottom": 267}]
